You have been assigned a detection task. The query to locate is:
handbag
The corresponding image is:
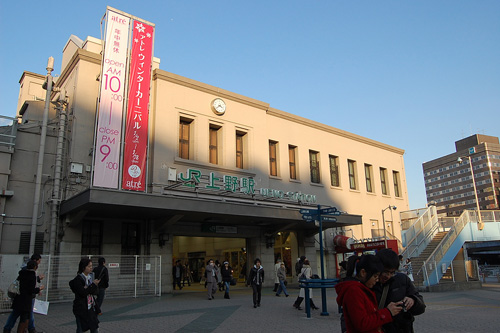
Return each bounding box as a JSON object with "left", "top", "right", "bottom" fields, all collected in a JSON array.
[
  {"left": 230, "top": 277, "right": 237, "bottom": 286},
  {"left": 7, "top": 278, "right": 20, "bottom": 298},
  {"left": 33, "top": 299, "right": 50, "bottom": 315}
]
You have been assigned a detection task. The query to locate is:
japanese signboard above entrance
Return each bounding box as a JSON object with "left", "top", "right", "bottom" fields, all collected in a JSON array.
[{"left": 174, "top": 168, "right": 317, "bottom": 204}]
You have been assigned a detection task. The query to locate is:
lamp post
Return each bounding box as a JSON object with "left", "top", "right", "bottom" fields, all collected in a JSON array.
[
  {"left": 458, "top": 156, "right": 483, "bottom": 230},
  {"left": 382, "top": 205, "right": 397, "bottom": 248}
]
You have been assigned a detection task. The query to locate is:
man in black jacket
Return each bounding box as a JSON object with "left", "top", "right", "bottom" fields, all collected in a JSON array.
[
  {"left": 92, "top": 257, "right": 109, "bottom": 315},
  {"left": 374, "top": 249, "right": 426, "bottom": 333}
]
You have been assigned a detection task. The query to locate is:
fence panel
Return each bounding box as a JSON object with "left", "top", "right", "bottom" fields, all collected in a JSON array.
[{"left": 0, "top": 254, "right": 161, "bottom": 311}]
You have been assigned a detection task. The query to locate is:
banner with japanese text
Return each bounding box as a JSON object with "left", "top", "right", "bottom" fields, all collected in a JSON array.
[
  {"left": 93, "top": 10, "right": 130, "bottom": 188},
  {"left": 121, "top": 20, "right": 154, "bottom": 191}
]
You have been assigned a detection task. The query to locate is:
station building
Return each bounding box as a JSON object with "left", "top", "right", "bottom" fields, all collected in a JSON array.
[{"left": 0, "top": 14, "right": 409, "bottom": 291}]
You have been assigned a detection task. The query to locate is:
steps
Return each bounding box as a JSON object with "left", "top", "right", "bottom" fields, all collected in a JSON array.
[{"left": 408, "top": 231, "right": 448, "bottom": 286}]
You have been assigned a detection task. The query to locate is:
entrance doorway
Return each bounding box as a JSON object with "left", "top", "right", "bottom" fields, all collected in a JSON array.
[{"left": 173, "top": 236, "right": 246, "bottom": 282}]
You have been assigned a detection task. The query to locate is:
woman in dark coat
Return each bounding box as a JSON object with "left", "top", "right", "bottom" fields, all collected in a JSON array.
[
  {"left": 220, "top": 261, "right": 233, "bottom": 299},
  {"left": 69, "top": 258, "right": 101, "bottom": 333},
  {"left": 12, "top": 260, "right": 41, "bottom": 333}
]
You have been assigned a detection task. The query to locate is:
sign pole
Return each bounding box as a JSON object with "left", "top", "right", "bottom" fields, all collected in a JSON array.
[{"left": 318, "top": 204, "right": 329, "bottom": 316}]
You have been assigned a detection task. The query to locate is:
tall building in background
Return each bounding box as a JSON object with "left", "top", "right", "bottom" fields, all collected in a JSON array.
[{"left": 423, "top": 134, "right": 500, "bottom": 216}]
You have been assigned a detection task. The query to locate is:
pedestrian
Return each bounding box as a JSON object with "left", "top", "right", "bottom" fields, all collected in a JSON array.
[
  {"left": 275, "top": 262, "right": 289, "bottom": 297},
  {"left": 398, "top": 255, "right": 404, "bottom": 272},
  {"left": 205, "top": 259, "right": 218, "bottom": 300},
  {"left": 374, "top": 249, "right": 425, "bottom": 333},
  {"left": 295, "top": 256, "right": 305, "bottom": 276},
  {"left": 182, "top": 262, "right": 192, "bottom": 286},
  {"left": 335, "top": 254, "right": 403, "bottom": 333},
  {"left": 215, "top": 260, "right": 223, "bottom": 291},
  {"left": 9, "top": 260, "right": 44, "bottom": 333},
  {"left": 273, "top": 258, "right": 281, "bottom": 292},
  {"left": 246, "top": 258, "right": 264, "bottom": 308},
  {"left": 69, "top": 258, "right": 101, "bottom": 333},
  {"left": 339, "top": 261, "right": 348, "bottom": 280},
  {"left": 293, "top": 259, "right": 318, "bottom": 310},
  {"left": 405, "top": 258, "right": 414, "bottom": 281},
  {"left": 173, "top": 260, "right": 183, "bottom": 290},
  {"left": 3, "top": 254, "right": 45, "bottom": 333},
  {"left": 220, "top": 261, "right": 233, "bottom": 299},
  {"left": 92, "top": 257, "right": 109, "bottom": 315}
]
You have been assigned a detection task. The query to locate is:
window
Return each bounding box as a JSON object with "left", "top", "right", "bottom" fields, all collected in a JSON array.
[
  {"left": 309, "top": 150, "right": 320, "bottom": 183},
  {"left": 269, "top": 141, "right": 278, "bottom": 176},
  {"left": 329, "top": 155, "right": 340, "bottom": 187},
  {"left": 209, "top": 125, "right": 220, "bottom": 164},
  {"left": 179, "top": 118, "right": 192, "bottom": 159},
  {"left": 393, "top": 171, "right": 401, "bottom": 197},
  {"left": 380, "top": 167, "right": 388, "bottom": 195},
  {"left": 365, "top": 164, "right": 373, "bottom": 193},
  {"left": 18, "top": 232, "right": 44, "bottom": 255},
  {"left": 348, "top": 159, "right": 357, "bottom": 190},
  {"left": 81, "top": 221, "right": 102, "bottom": 255},
  {"left": 236, "top": 131, "right": 246, "bottom": 169},
  {"left": 289, "top": 145, "right": 297, "bottom": 180}
]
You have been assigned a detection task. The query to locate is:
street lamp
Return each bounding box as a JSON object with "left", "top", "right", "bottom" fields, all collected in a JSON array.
[
  {"left": 382, "top": 205, "right": 397, "bottom": 248},
  {"left": 458, "top": 156, "right": 484, "bottom": 230}
]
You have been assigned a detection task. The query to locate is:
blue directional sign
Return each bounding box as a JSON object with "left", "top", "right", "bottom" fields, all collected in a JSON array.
[
  {"left": 320, "top": 207, "right": 338, "bottom": 214},
  {"left": 300, "top": 208, "right": 317, "bottom": 215},
  {"left": 302, "top": 214, "right": 317, "bottom": 221},
  {"left": 321, "top": 216, "right": 337, "bottom": 222}
]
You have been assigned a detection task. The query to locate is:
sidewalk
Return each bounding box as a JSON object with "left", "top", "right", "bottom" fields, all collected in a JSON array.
[{"left": 1, "top": 283, "right": 500, "bottom": 332}]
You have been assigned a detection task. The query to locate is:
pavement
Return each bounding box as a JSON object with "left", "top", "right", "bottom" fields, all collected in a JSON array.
[{"left": 1, "top": 282, "right": 500, "bottom": 332}]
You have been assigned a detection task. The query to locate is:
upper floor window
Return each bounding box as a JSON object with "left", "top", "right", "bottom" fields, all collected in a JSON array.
[
  {"left": 365, "top": 163, "right": 373, "bottom": 193},
  {"left": 380, "top": 167, "right": 388, "bottom": 195},
  {"left": 289, "top": 145, "right": 297, "bottom": 180},
  {"left": 393, "top": 171, "right": 401, "bottom": 197},
  {"left": 269, "top": 140, "right": 278, "bottom": 176},
  {"left": 209, "top": 125, "right": 221, "bottom": 164},
  {"left": 236, "top": 131, "right": 246, "bottom": 169},
  {"left": 309, "top": 150, "right": 320, "bottom": 183},
  {"left": 348, "top": 159, "right": 357, "bottom": 190},
  {"left": 179, "top": 118, "right": 192, "bottom": 159},
  {"left": 329, "top": 155, "right": 340, "bottom": 187}
]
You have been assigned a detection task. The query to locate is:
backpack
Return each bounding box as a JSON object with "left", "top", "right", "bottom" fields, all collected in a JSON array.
[{"left": 8, "top": 278, "right": 20, "bottom": 298}]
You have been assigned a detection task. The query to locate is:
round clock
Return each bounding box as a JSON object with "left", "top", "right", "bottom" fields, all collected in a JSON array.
[{"left": 211, "top": 98, "right": 226, "bottom": 115}]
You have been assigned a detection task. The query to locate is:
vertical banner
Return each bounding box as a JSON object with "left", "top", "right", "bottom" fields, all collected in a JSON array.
[
  {"left": 93, "top": 10, "right": 131, "bottom": 188},
  {"left": 122, "top": 21, "right": 154, "bottom": 191}
]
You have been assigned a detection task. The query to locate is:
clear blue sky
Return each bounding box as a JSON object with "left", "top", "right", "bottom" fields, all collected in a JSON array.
[{"left": 1, "top": 1, "right": 499, "bottom": 210}]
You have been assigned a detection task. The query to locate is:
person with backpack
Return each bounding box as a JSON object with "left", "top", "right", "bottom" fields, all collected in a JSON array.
[
  {"left": 92, "top": 257, "right": 109, "bottom": 315},
  {"left": 7, "top": 260, "right": 43, "bottom": 333},
  {"left": 69, "top": 258, "right": 101, "bottom": 333},
  {"left": 3, "top": 254, "right": 45, "bottom": 333}
]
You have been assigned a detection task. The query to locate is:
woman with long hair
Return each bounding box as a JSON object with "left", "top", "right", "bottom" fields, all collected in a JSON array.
[{"left": 335, "top": 254, "right": 403, "bottom": 333}]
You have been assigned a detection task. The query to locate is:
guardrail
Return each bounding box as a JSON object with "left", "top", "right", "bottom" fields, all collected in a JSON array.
[
  {"left": 0, "top": 254, "right": 162, "bottom": 312},
  {"left": 299, "top": 278, "right": 339, "bottom": 318},
  {"left": 421, "top": 210, "right": 500, "bottom": 286},
  {"left": 401, "top": 206, "right": 439, "bottom": 259}
]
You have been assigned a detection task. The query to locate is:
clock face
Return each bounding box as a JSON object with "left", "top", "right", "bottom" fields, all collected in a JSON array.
[{"left": 211, "top": 98, "right": 226, "bottom": 115}]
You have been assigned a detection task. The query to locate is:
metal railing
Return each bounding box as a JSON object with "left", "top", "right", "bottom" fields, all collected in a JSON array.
[
  {"left": 401, "top": 206, "right": 439, "bottom": 259},
  {"left": 0, "top": 254, "right": 161, "bottom": 311},
  {"left": 421, "top": 210, "right": 500, "bottom": 286},
  {"left": 0, "top": 115, "right": 17, "bottom": 149}
]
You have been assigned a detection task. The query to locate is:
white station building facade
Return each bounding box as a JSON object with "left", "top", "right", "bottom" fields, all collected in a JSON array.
[{"left": 0, "top": 8, "right": 409, "bottom": 291}]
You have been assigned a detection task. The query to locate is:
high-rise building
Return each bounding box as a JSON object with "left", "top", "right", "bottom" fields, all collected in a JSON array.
[{"left": 423, "top": 134, "right": 500, "bottom": 216}]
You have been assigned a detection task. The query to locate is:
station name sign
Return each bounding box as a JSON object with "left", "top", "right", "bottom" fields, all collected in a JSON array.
[{"left": 177, "top": 168, "right": 317, "bottom": 204}]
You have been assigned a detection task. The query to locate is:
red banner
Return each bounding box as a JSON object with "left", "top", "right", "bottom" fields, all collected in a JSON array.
[{"left": 122, "top": 21, "right": 154, "bottom": 191}]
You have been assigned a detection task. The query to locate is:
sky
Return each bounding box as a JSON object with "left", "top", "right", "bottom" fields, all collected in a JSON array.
[{"left": 0, "top": 1, "right": 499, "bottom": 210}]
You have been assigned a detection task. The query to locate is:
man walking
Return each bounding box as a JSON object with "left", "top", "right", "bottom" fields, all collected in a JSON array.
[
  {"left": 205, "top": 259, "right": 218, "bottom": 300},
  {"left": 92, "top": 257, "right": 109, "bottom": 315}
]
